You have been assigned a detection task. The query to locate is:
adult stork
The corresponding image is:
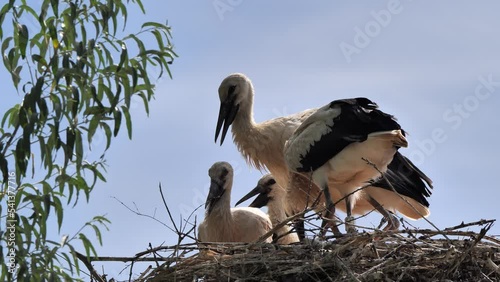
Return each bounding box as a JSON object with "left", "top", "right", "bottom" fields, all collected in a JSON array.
[
  {"left": 236, "top": 174, "right": 300, "bottom": 245},
  {"left": 284, "top": 97, "right": 408, "bottom": 234},
  {"left": 284, "top": 154, "right": 432, "bottom": 233},
  {"left": 198, "top": 162, "right": 273, "bottom": 243},
  {"left": 214, "top": 73, "right": 432, "bottom": 234},
  {"left": 363, "top": 151, "right": 433, "bottom": 227}
]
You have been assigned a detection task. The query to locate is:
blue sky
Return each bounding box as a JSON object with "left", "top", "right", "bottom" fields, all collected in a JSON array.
[{"left": 2, "top": 1, "right": 500, "bottom": 279}]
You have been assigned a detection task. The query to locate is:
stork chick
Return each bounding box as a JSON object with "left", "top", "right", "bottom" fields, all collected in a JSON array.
[
  {"left": 198, "top": 162, "right": 273, "bottom": 243},
  {"left": 236, "top": 174, "right": 300, "bottom": 245},
  {"left": 284, "top": 98, "right": 408, "bottom": 235}
]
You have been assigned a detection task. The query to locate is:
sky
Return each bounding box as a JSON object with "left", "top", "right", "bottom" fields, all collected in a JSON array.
[{"left": 2, "top": 1, "right": 500, "bottom": 280}]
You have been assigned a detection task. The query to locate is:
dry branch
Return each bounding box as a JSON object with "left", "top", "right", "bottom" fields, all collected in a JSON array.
[{"left": 135, "top": 220, "right": 499, "bottom": 282}]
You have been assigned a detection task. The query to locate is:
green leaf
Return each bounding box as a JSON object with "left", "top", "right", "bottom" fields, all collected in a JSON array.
[
  {"left": 17, "top": 24, "right": 29, "bottom": 59},
  {"left": 0, "top": 153, "right": 8, "bottom": 182},
  {"left": 117, "top": 42, "right": 127, "bottom": 72},
  {"left": 100, "top": 121, "right": 112, "bottom": 150},
  {"left": 131, "top": 66, "right": 138, "bottom": 91},
  {"left": 52, "top": 195, "right": 64, "bottom": 232},
  {"left": 1, "top": 104, "right": 19, "bottom": 127},
  {"left": 61, "top": 252, "right": 73, "bottom": 274},
  {"left": 75, "top": 129, "right": 83, "bottom": 170},
  {"left": 12, "top": 65, "right": 22, "bottom": 88},
  {"left": 67, "top": 244, "right": 80, "bottom": 274},
  {"left": 83, "top": 106, "right": 108, "bottom": 116},
  {"left": 134, "top": 0, "right": 145, "bottom": 14},
  {"left": 71, "top": 86, "right": 79, "bottom": 118},
  {"left": 43, "top": 194, "right": 51, "bottom": 218},
  {"left": 2, "top": 40, "right": 13, "bottom": 73},
  {"left": 141, "top": 21, "right": 167, "bottom": 30},
  {"left": 121, "top": 105, "right": 132, "bottom": 139},
  {"left": 0, "top": 3, "right": 12, "bottom": 40},
  {"left": 87, "top": 116, "right": 99, "bottom": 144},
  {"left": 138, "top": 92, "right": 150, "bottom": 115},
  {"left": 50, "top": 0, "right": 59, "bottom": 16},
  {"left": 65, "top": 127, "right": 76, "bottom": 162},
  {"left": 79, "top": 233, "right": 97, "bottom": 258},
  {"left": 113, "top": 108, "right": 122, "bottom": 137},
  {"left": 32, "top": 54, "right": 48, "bottom": 67}
]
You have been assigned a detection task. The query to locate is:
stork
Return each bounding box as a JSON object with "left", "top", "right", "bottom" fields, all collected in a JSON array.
[
  {"left": 284, "top": 156, "right": 432, "bottom": 233},
  {"left": 363, "top": 151, "right": 433, "bottom": 227},
  {"left": 198, "top": 162, "right": 273, "bottom": 243},
  {"left": 214, "top": 73, "right": 432, "bottom": 235},
  {"left": 236, "top": 174, "right": 300, "bottom": 245},
  {"left": 284, "top": 97, "right": 408, "bottom": 234}
]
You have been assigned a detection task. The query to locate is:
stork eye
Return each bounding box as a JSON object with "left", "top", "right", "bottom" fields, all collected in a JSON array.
[
  {"left": 220, "top": 168, "right": 229, "bottom": 179},
  {"left": 266, "top": 178, "right": 276, "bottom": 186},
  {"left": 228, "top": 85, "right": 237, "bottom": 94}
]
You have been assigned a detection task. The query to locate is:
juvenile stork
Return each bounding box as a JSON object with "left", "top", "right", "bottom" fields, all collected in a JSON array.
[
  {"left": 214, "top": 73, "right": 432, "bottom": 234},
  {"left": 198, "top": 162, "right": 273, "bottom": 243},
  {"left": 236, "top": 174, "right": 300, "bottom": 245},
  {"left": 284, "top": 98, "right": 408, "bottom": 234}
]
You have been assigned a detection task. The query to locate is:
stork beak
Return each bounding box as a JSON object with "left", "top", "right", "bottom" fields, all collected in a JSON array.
[
  {"left": 205, "top": 180, "right": 225, "bottom": 215},
  {"left": 215, "top": 100, "right": 240, "bottom": 146},
  {"left": 235, "top": 185, "right": 269, "bottom": 208}
]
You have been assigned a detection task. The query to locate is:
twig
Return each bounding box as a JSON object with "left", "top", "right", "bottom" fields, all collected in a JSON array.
[
  {"left": 112, "top": 196, "right": 175, "bottom": 233},
  {"left": 136, "top": 265, "right": 153, "bottom": 281},
  {"left": 362, "top": 157, "right": 451, "bottom": 241},
  {"left": 255, "top": 207, "right": 317, "bottom": 244},
  {"left": 159, "top": 182, "right": 179, "bottom": 234},
  {"left": 446, "top": 220, "right": 494, "bottom": 277},
  {"left": 74, "top": 251, "right": 106, "bottom": 282},
  {"left": 444, "top": 219, "right": 496, "bottom": 231},
  {"left": 358, "top": 257, "right": 393, "bottom": 279},
  {"left": 89, "top": 256, "right": 177, "bottom": 262}
]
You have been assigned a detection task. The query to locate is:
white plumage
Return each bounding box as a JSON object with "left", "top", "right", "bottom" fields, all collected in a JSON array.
[
  {"left": 236, "top": 174, "right": 300, "bottom": 245},
  {"left": 284, "top": 98, "right": 408, "bottom": 234},
  {"left": 198, "top": 162, "right": 273, "bottom": 243},
  {"left": 215, "top": 73, "right": 432, "bottom": 236}
]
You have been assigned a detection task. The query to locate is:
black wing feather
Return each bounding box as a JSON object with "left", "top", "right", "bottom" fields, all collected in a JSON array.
[
  {"left": 370, "top": 152, "right": 433, "bottom": 207},
  {"left": 297, "top": 98, "right": 403, "bottom": 172}
]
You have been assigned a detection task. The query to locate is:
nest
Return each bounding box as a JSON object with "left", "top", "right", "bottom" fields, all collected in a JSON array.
[{"left": 138, "top": 220, "right": 500, "bottom": 282}]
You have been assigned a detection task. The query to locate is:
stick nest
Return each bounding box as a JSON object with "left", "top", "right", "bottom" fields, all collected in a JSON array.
[{"left": 139, "top": 220, "right": 500, "bottom": 282}]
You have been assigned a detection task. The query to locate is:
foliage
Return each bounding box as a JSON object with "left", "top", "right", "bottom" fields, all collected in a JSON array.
[{"left": 0, "top": 0, "right": 176, "bottom": 280}]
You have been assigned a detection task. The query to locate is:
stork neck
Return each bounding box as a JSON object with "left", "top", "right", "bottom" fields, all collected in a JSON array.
[
  {"left": 268, "top": 200, "right": 288, "bottom": 226},
  {"left": 232, "top": 95, "right": 256, "bottom": 134},
  {"left": 206, "top": 192, "right": 233, "bottom": 223}
]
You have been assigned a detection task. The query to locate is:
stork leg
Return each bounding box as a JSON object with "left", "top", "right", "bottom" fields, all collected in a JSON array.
[
  {"left": 344, "top": 196, "right": 357, "bottom": 234},
  {"left": 366, "top": 195, "right": 399, "bottom": 231},
  {"left": 377, "top": 211, "right": 400, "bottom": 230},
  {"left": 320, "top": 185, "right": 342, "bottom": 237},
  {"left": 294, "top": 218, "right": 306, "bottom": 241}
]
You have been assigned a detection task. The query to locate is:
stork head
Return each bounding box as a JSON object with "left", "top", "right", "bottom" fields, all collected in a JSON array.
[
  {"left": 205, "top": 161, "right": 234, "bottom": 215},
  {"left": 236, "top": 174, "right": 280, "bottom": 208},
  {"left": 215, "top": 73, "right": 253, "bottom": 145}
]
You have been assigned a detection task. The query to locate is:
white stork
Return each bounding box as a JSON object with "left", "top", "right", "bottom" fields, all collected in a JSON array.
[
  {"left": 284, "top": 98, "right": 408, "bottom": 234},
  {"left": 198, "top": 162, "right": 273, "bottom": 243},
  {"left": 214, "top": 73, "right": 432, "bottom": 235},
  {"left": 236, "top": 174, "right": 300, "bottom": 245}
]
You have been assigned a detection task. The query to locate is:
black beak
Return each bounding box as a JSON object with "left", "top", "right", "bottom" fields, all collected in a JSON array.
[
  {"left": 235, "top": 185, "right": 270, "bottom": 208},
  {"left": 215, "top": 99, "right": 240, "bottom": 146},
  {"left": 205, "top": 180, "right": 225, "bottom": 215}
]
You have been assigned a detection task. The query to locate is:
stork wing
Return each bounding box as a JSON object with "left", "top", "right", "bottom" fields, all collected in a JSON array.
[
  {"left": 287, "top": 98, "right": 403, "bottom": 172},
  {"left": 370, "top": 151, "right": 433, "bottom": 207}
]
